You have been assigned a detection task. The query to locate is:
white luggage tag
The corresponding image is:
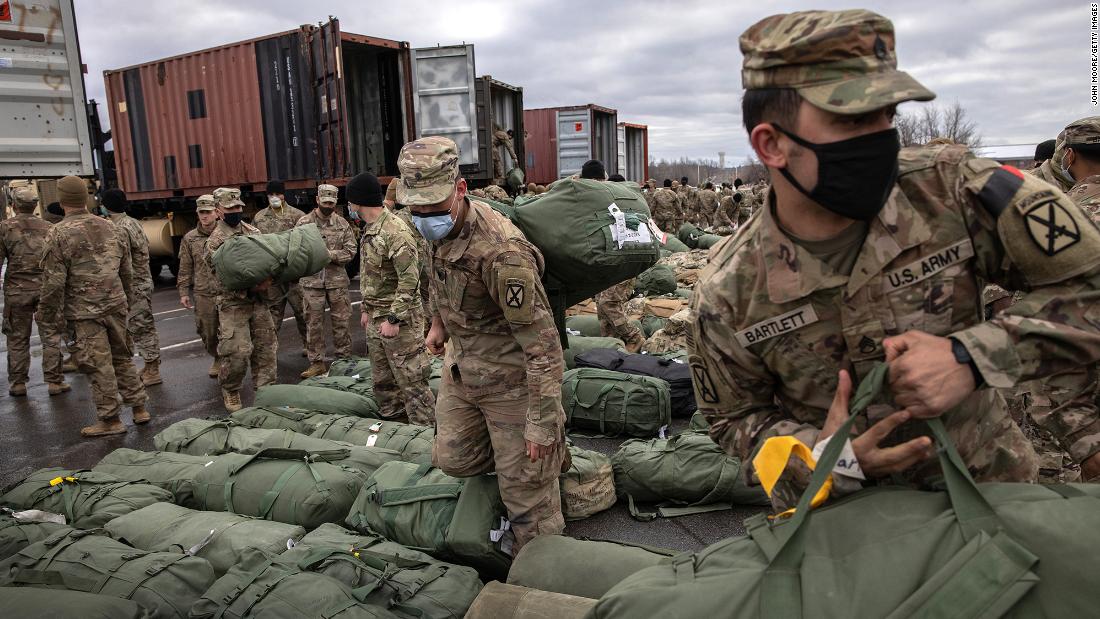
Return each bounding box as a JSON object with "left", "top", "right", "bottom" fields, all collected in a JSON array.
[{"left": 608, "top": 204, "right": 651, "bottom": 249}]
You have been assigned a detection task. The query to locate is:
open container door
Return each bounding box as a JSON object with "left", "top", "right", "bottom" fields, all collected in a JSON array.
[
  {"left": 307, "top": 17, "right": 349, "bottom": 180},
  {"left": 410, "top": 44, "right": 479, "bottom": 167},
  {"left": 616, "top": 124, "right": 627, "bottom": 178}
]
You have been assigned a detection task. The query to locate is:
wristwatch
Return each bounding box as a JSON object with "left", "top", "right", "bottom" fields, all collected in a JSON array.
[
  {"left": 948, "top": 337, "right": 983, "bottom": 387},
  {"left": 385, "top": 314, "right": 401, "bottom": 325}
]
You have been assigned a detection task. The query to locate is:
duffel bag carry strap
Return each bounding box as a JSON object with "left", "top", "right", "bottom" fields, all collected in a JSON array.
[
  {"left": 371, "top": 464, "right": 463, "bottom": 507},
  {"left": 163, "top": 420, "right": 235, "bottom": 453},
  {"left": 759, "top": 362, "right": 1037, "bottom": 618},
  {"left": 565, "top": 375, "right": 627, "bottom": 437}
]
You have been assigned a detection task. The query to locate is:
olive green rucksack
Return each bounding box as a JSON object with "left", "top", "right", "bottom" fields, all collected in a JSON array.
[
  {"left": 559, "top": 445, "right": 616, "bottom": 521},
  {"left": 507, "top": 535, "right": 676, "bottom": 599},
  {"left": 634, "top": 264, "right": 677, "bottom": 296},
  {"left": 346, "top": 461, "right": 513, "bottom": 579},
  {"left": 0, "top": 586, "right": 150, "bottom": 618},
  {"left": 0, "top": 468, "right": 173, "bottom": 529},
  {"left": 561, "top": 368, "right": 671, "bottom": 438},
  {"left": 0, "top": 513, "right": 70, "bottom": 562},
  {"left": 92, "top": 449, "right": 213, "bottom": 502},
  {"left": 212, "top": 223, "right": 330, "bottom": 290},
  {"left": 465, "top": 581, "right": 597, "bottom": 619},
  {"left": 299, "top": 375, "right": 376, "bottom": 399},
  {"left": 0, "top": 528, "right": 215, "bottom": 619},
  {"left": 104, "top": 502, "right": 305, "bottom": 577},
  {"left": 327, "top": 356, "right": 373, "bottom": 377},
  {"left": 254, "top": 384, "right": 380, "bottom": 418},
  {"left": 611, "top": 431, "right": 769, "bottom": 521},
  {"left": 565, "top": 314, "right": 645, "bottom": 339}
]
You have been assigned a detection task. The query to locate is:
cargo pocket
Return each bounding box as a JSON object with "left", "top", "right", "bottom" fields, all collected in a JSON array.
[{"left": 216, "top": 323, "right": 237, "bottom": 358}]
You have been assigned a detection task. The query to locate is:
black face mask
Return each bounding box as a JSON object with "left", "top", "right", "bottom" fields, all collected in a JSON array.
[
  {"left": 319, "top": 206, "right": 336, "bottom": 217},
  {"left": 772, "top": 124, "right": 900, "bottom": 222},
  {"left": 223, "top": 212, "right": 243, "bottom": 227}
]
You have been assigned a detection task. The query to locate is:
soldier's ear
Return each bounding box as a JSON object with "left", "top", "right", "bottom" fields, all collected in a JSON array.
[{"left": 750, "top": 123, "right": 788, "bottom": 170}]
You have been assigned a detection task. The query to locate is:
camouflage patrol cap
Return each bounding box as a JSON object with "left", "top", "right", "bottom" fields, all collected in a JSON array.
[
  {"left": 11, "top": 186, "right": 39, "bottom": 208},
  {"left": 1063, "top": 116, "right": 1100, "bottom": 148},
  {"left": 396, "top": 136, "right": 460, "bottom": 206},
  {"left": 740, "top": 9, "right": 935, "bottom": 114},
  {"left": 213, "top": 187, "right": 244, "bottom": 208},
  {"left": 317, "top": 183, "right": 339, "bottom": 204},
  {"left": 195, "top": 194, "right": 216, "bottom": 211}
]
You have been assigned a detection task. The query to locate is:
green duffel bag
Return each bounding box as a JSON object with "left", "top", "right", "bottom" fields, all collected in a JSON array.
[
  {"left": 695, "top": 233, "right": 722, "bottom": 249},
  {"left": 92, "top": 449, "right": 211, "bottom": 502},
  {"left": 0, "top": 586, "right": 151, "bottom": 618},
  {"left": 212, "top": 223, "right": 329, "bottom": 290},
  {"left": 612, "top": 431, "right": 769, "bottom": 520},
  {"left": 0, "top": 468, "right": 173, "bottom": 529},
  {"left": 0, "top": 528, "right": 215, "bottom": 619},
  {"left": 104, "top": 502, "right": 305, "bottom": 577},
  {"left": 328, "top": 356, "right": 373, "bottom": 377},
  {"left": 634, "top": 264, "right": 677, "bottom": 296},
  {"left": 190, "top": 547, "right": 392, "bottom": 619},
  {"left": 186, "top": 448, "right": 368, "bottom": 530},
  {"left": 300, "top": 375, "right": 376, "bottom": 398},
  {"left": 660, "top": 234, "right": 691, "bottom": 253},
  {"left": 561, "top": 368, "right": 671, "bottom": 438},
  {"left": 689, "top": 410, "right": 710, "bottom": 431},
  {"left": 559, "top": 445, "right": 616, "bottom": 521},
  {"left": 563, "top": 335, "right": 625, "bottom": 370},
  {"left": 465, "top": 581, "right": 596, "bottom": 619},
  {"left": 346, "top": 462, "right": 512, "bottom": 578},
  {"left": 565, "top": 314, "right": 644, "bottom": 339},
  {"left": 229, "top": 405, "right": 319, "bottom": 432},
  {"left": 427, "top": 355, "right": 443, "bottom": 396},
  {"left": 0, "top": 513, "right": 70, "bottom": 561},
  {"left": 592, "top": 363, "right": 1100, "bottom": 618},
  {"left": 507, "top": 535, "right": 676, "bottom": 599},
  {"left": 673, "top": 287, "right": 693, "bottom": 299},
  {"left": 676, "top": 222, "right": 704, "bottom": 248},
  {"left": 282, "top": 542, "right": 483, "bottom": 619},
  {"left": 639, "top": 314, "right": 667, "bottom": 337},
  {"left": 255, "top": 384, "right": 380, "bottom": 418}
]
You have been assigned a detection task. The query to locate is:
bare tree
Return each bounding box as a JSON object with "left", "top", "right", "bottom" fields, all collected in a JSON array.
[
  {"left": 896, "top": 102, "right": 982, "bottom": 148},
  {"left": 647, "top": 156, "right": 769, "bottom": 186}
]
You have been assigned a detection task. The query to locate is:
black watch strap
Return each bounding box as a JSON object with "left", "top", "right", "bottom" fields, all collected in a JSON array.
[
  {"left": 949, "top": 337, "right": 983, "bottom": 387},
  {"left": 386, "top": 314, "right": 401, "bottom": 325}
]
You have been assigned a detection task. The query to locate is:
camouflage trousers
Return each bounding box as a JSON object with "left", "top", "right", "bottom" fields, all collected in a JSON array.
[
  {"left": 192, "top": 292, "right": 218, "bottom": 358},
  {"left": 265, "top": 281, "right": 307, "bottom": 341},
  {"left": 127, "top": 285, "right": 161, "bottom": 363},
  {"left": 303, "top": 287, "right": 352, "bottom": 362},
  {"left": 69, "top": 310, "right": 147, "bottom": 421},
  {"left": 2, "top": 294, "right": 62, "bottom": 385},
  {"left": 1009, "top": 379, "right": 1086, "bottom": 483},
  {"left": 640, "top": 327, "right": 686, "bottom": 355},
  {"left": 595, "top": 280, "right": 644, "bottom": 352},
  {"left": 433, "top": 368, "right": 565, "bottom": 555},
  {"left": 215, "top": 299, "right": 277, "bottom": 393},
  {"left": 364, "top": 310, "right": 436, "bottom": 425}
]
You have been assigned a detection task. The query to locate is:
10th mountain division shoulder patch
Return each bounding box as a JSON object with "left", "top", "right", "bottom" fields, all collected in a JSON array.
[{"left": 1025, "top": 201, "right": 1080, "bottom": 256}]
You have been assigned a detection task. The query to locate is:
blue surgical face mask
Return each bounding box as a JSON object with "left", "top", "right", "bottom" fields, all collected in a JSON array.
[{"left": 412, "top": 192, "right": 459, "bottom": 240}]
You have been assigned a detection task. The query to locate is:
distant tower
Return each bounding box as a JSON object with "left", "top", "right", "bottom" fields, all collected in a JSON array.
[{"left": 718, "top": 151, "right": 726, "bottom": 169}]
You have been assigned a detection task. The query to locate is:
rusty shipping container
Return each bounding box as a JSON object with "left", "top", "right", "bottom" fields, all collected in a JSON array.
[
  {"left": 523, "top": 104, "right": 618, "bottom": 185},
  {"left": 470, "top": 76, "right": 524, "bottom": 182},
  {"left": 617, "top": 122, "right": 648, "bottom": 184},
  {"left": 104, "top": 18, "right": 515, "bottom": 212}
]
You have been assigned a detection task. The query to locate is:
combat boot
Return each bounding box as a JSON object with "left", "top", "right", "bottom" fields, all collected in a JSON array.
[
  {"left": 132, "top": 404, "right": 151, "bottom": 424},
  {"left": 81, "top": 418, "right": 126, "bottom": 437},
  {"left": 140, "top": 360, "right": 163, "bottom": 386},
  {"left": 300, "top": 362, "right": 327, "bottom": 379},
  {"left": 48, "top": 382, "right": 71, "bottom": 395},
  {"left": 8, "top": 383, "right": 26, "bottom": 397},
  {"left": 61, "top": 356, "right": 78, "bottom": 373},
  {"left": 208, "top": 360, "right": 219, "bottom": 378},
  {"left": 222, "top": 390, "right": 242, "bottom": 412}
]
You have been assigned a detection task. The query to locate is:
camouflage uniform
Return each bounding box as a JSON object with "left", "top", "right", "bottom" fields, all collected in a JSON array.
[
  {"left": 39, "top": 211, "right": 146, "bottom": 421},
  {"left": 642, "top": 308, "right": 691, "bottom": 354},
  {"left": 359, "top": 207, "right": 436, "bottom": 425},
  {"left": 697, "top": 188, "right": 720, "bottom": 228},
  {"left": 205, "top": 215, "right": 278, "bottom": 394},
  {"left": 0, "top": 194, "right": 63, "bottom": 389},
  {"left": 177, "top": 217, "right": 218, "bottom": 359},
  {"left": 391, "top": 205, "right": 432, "bottom": 315},
  {"left": 253, "top": 201, "right": 308, "bottom": 340},
  {"left": 1068, "top": 174, "right": 1100, "bottom": 217},
  {"left": 651, "top": 187, "right": 681, "bottom": 232},
  {"left": 594, "top": 279, "right": 644, "bottom": 352},
  {"left": 692, "top": 10, "right": 1100, "bottom": 511},
  {"left": 1028, "top": 131, "right": 1074, "bottom": 193},
  {"left": 398, "top": 137, "right": 565, "bottom": 554},
  {"left": 297, "top": 197, "right": 357, "bottom": 363},
  {"left": 109, "top": 212, "right": 160, "bottom": 363},
  {"left": 491, "top": 128, "right": 519, "bottom": 185}
]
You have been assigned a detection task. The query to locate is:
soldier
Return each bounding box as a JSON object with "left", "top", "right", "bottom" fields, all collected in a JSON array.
[
  {"left": 40, "top": 176, "right": 149, "bottom": 436},
  {"left": 1061, "top": 117, "right": 1100, "bottom": 217},
  {"left": 253, "top": 180, "right": 308, "bottom": 346},
  {"left": 0, "top": 187, "right": 67, "bottom": 396},
  {"left": 697, "top": 182, "right": 720, "bottom": 228},
  {"left": 492, "top": 125, "right": 520, "bottom": 186},
  {"left": 385, "top": 178, "right": 432, "bottom": 317},
  {"left": 642, "top": 308, "right": 692, "bottom": 355},
  {"left": 651, "top": 179, "right": 682, "bottom": 232},
  {"left": 102, "top": 189, "right": 162, "bottom": 386},
  {"left": 715, "top": 191, "right": 742, "bottom": 230},
  {"left": 580, "top": 159, "right": 607, "bottom": 181},
  {"left": 595, "top": 279, "right": 645, "bottom": 353},
  {"left": 401, "top": 136, "right": 566, "bottom": 554},
  {"left": 177, "top": 195, "right": 220, "bottom": 377},
  {"left": 691, "top": 9, "right": 1100, "bottom": 512},
  {"left": 205, "top": 188, "right": 278, "bottom": 412},
  {"left": 1028, "top": 131, "right": 1074, "bottom": 192},
  {"left": 297, "top": 184, "right": 357, "bottom": 378},
  {"left": 1033, "top": 139, "right": 1056, "bottom": 169},
  {"left": 349, "top": 172, "right": 437, "bottom": 425}
]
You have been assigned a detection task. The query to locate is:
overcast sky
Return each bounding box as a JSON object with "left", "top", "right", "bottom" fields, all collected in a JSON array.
[{"left": 74, "top": 0, "right": 1091, "bottom": 163}]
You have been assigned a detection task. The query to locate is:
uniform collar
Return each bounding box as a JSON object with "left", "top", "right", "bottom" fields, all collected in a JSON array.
[
  {"left": 362, "top": 207, "right": 390, "bottom": 237},
  {"left": 435, "top": 198, "right": 476, "bottom": 263},
  {"left": 760, "top": 186, "right": 931, "bottom": 303}
]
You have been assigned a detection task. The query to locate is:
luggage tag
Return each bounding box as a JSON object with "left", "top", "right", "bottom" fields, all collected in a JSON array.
[
  {"left": 646, "top": 218, "right": 668, "bottom": 244},
  {"left": 608, "top": 204, "right": 652, "bottom": 249},
  {"left": 811, "top": 434, "right": 865, "bottom": 481},
  {"left": 365, "top": 421, "right": 384, "bottom": 447}
]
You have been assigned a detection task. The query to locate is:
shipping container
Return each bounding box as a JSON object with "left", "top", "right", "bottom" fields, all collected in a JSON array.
[
  {"left": 104, "top": 18, "right": 504, "bottom": 212},
  {"left": 0, "top": 0, "right": 94, "bottom": 178},
  {"left": 468, "top": 76, "right": 524, "bottom": 182},
  {"left": 523, "top": 104, "right": 617, "bottom": 185},
  {"left": 618, "top": 122, "right": 648, "bottom": 184}
]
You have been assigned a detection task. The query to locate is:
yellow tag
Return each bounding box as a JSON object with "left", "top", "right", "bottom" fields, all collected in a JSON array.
[
  {"left": 48, "top": 476, "right": 76, "bottom": 487},
  {"left": 752, "top": 436, "right": 833, "bottom": 518}
]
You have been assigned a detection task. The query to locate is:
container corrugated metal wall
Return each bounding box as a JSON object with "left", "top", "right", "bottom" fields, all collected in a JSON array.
[
  {"left": 620, "top": 122, "right": 648, "bottom": 183},
  {"left": 523, "top": 104, "right": 618, "bottom": 184},
  {"left": 0, "top": 0, "right": 93, "bottom": 177}
]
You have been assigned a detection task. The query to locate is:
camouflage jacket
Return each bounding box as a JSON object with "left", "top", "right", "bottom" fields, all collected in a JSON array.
[
  {"left": 697, "top": 189, "right": 720, "bottom": 227},
  {"left": 651, "top": 188, "right": 681, "bottom": 230},
  {"left": 430, "top": 198, "right": 565, "bottom": 445},
  {"left": 109, "top": 213, "right": 153, "bottom": 292},
  {"left": 296, "top": 210, "right": 356, "bottom": 289},
  {"left": 1068, "top": 174, "right": 1100, "bottom": 220},
  {"left": 177, "top": 225, "right": 216, "bottom": 297},
  {"left": 0, "top": 214, "right": 51, "bottom": 300},
  {"left": 253, "top": 203, "right": 307, "bottom": 235},
  {"left": 1028, "top": 159, "right": 1074, "bottom": 193},
  {"left": 39, "top": 212, "right": 133, "bottom": 325},
  {"left": 205, "top": 220, "right": 262, "bottom": 306},
  {"left": 691, "top": 144, "right": 1100, "bottom": 480},
  {"left": 359, "top": 207, "right": 422, "bottom": 320}
]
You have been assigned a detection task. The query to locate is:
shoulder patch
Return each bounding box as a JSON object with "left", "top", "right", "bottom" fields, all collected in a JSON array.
[
  {"left": 1023, "top": 200, "right": 1081, "bottom": 256},
  {"left": 497, "top": 264, "right": 536, "bottom": 324},
  {"left": 977, "top": 166, "right": 1025, "bottom": 218}
]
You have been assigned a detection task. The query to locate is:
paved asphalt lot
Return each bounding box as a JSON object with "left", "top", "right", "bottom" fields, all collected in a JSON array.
[{"left": 0, "top": 269, "right": 765, "bottom": 552}]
